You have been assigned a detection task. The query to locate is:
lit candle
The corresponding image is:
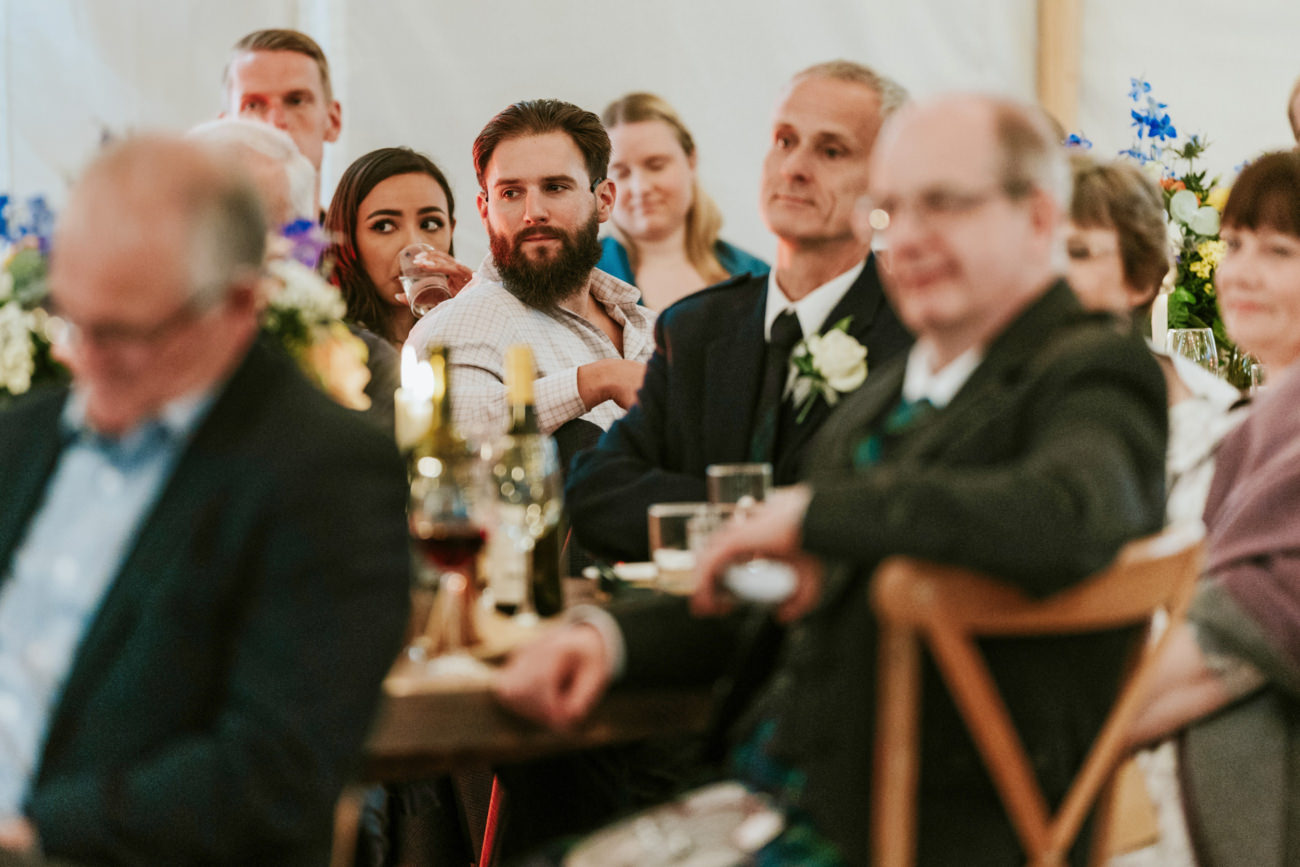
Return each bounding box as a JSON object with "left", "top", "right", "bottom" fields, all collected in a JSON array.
[
  {"left": 394, "top": 344, "right": 435, "bottom": 450},
  {"left": 1151, "top": 290, "right": 1169, "bottom": 350}
]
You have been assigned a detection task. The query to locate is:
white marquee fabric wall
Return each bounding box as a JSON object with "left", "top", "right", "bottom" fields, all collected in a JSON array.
[{"left": 2, "top": 0, "right": 1297, "bottom": 265}]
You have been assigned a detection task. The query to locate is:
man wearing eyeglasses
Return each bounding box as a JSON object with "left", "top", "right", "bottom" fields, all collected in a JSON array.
[
  {"left": 0, "top": 137, "right": 410, "bottom": 864},
  {"left": 407, "top": 98, "right": 656, "bottom": 439},
  {"left": 496, "top": 94, "right": 1168, "bottom": 864}
]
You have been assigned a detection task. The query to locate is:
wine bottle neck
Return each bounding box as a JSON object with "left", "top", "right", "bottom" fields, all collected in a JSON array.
[
  {"left": 422, "top": 349, "right": 464, "bottom": 454},
  {"left": 507, "top": 400, "right": 539, "bottom": 435}
]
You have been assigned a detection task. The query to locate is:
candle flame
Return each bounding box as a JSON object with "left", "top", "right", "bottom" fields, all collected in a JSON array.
[{"left": 400, "top": 344, "right": 436, "bottom": 397}]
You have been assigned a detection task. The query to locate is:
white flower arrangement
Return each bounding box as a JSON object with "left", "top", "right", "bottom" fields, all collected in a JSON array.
[
  {"left": 785, "top": 316, "right": 868, "bottom": 422},
  {"left": 264, "top": 257, "right": 347, "bottom": 322},
  {"left": 0, "top": 231, "right": 66, "bottom": 402},
  {"left": 0, "top": 299, "right": 36, "bottom": 396},
  {"left": 259, "top": 252, "right": 371, "bottom": 412}
]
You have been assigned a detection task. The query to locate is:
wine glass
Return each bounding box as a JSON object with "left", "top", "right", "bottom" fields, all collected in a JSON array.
[
  {"left": 1165, "top": 328, "right": 1218, "bottom": 374},
  {"left": 408, "top": 452, "right": 489, "bottom": 673},
  {"left": 487, "top": 433, "right": 564, "bottom": 626}
]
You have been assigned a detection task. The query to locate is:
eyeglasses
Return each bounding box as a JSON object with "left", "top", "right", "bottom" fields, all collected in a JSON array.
[
  {"left": 1065, "top": 240, "right": 1121, "bottom": 262},
  {"left": 862, "top": 181, "right": 1032, "bottom": 234},
  {"left": 52, "top": 295, "right": 219, "bottom": 354}
]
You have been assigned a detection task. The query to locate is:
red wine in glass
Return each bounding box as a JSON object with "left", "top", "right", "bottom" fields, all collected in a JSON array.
[{"left": 412, "top": 520, "right": 487, "bottom": 571}]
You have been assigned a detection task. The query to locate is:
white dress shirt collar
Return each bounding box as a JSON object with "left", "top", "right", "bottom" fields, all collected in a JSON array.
[
  {"left": 901, "top": 339, "right": 984, "bottom": 409},
  {"left": 763, "top": 259, "right": 865, "bottom": 341}
]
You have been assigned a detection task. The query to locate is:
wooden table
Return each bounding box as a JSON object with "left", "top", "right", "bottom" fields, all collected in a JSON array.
[
  {"left": 362, "top": 663, "right": 712, "bottom": 782},
  {"left": 360, "top": 581, "right": 713, "bottom": 783}
]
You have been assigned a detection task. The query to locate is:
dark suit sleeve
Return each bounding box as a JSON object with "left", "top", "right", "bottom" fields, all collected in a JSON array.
[
  {"left": 612, "top": 595, "right": 747, "bottom": 686},
  {"left": 801, "top": 331, "right": 1166, "bottom": 596},
  {"left": 567, "top": 315, "right": 708, "bottom": 562},
  {"left": 29, "top": 425, "right": 412, "bottom": 862}
]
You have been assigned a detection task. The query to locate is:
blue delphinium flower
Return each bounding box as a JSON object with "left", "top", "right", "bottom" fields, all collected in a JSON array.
[
  {"left": 281, "top": 219, "right": 331, "bottom": 269},
  {"left": 1064, "top": 133, "right": 1093, "bottom": 150},
  {"left": 0, "top": 196, "right": 56, "bottom": 252},
  {"left": 26, "top": 197, "right": 55, "bottom": 254},
  {"left": 1146, "top": 113, "right": 1177, "bottom": 141},
  {"left": 1131, "top": 109, "right": 1177, "bottom": 142},
  {"left": 1128, "top": 78, "right": 1152, "bottom": 101}
]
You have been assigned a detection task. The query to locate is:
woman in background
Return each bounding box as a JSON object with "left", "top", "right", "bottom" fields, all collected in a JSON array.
[
  {"left": 1067, "top": 155, "right": 1244, "bottom": 525},
  {"left": 1128, "top": 151, "right": 1300, "bottom": 867},
  {"left": 325, "top": 146, "right": 471, "bottom": 345},
  {"left": 598, "top": 92, "right": 766, "bottom": 309}
]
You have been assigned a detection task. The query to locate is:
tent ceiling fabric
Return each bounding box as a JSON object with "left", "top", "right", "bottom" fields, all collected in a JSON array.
[{"left": 3, "top": 0, "right": 1296, "bottom": 262}]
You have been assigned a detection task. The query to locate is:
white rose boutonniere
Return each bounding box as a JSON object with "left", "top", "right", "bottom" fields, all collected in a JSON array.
[{"left": 785, "top": 316, "right": 868, "bottom": 422}]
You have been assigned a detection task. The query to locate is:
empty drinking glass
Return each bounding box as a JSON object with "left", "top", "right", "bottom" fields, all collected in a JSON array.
[{"left": 1165, "top": 328, "right": 1218, "bottom": 373}]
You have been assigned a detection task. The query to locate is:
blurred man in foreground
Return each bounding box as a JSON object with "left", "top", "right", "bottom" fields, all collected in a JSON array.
[
  {"left": 0, "top": 137, "right": 409, "bottom": 864},
  {"left": 495, "top": 93, "right": 1167, "bottom": 864}
]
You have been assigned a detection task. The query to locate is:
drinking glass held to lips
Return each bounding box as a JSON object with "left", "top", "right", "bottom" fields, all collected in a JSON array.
[{"left": 324, "top": 146, "right": 473, "bottom": 346}]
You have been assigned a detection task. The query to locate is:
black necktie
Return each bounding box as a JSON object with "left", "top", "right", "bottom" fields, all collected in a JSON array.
[{"left": 748, "top": 310, "right": 803, "bottom": 463}]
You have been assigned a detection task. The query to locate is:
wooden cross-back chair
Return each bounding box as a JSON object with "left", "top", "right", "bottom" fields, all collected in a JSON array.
[{"left": 870, "top": 522, "right": 1204, "bottom": 867}]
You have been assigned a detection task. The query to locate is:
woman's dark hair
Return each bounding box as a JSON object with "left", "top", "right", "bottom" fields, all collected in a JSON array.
[
  {"left": 1222, "top": 150, "right": 1300, "bottom": 238},
  {"left": 325, "top": 147, "right": 455, "bottom": 343}
]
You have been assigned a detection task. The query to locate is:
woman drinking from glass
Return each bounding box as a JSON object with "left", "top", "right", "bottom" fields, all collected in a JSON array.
[{"left": 325, "top": 146, "right": 472, "bottom": 345}]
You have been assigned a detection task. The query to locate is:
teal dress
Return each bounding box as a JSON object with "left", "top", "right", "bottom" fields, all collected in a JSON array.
[{"left": 596, "top": 236, "right": 769, "bottom": 291}]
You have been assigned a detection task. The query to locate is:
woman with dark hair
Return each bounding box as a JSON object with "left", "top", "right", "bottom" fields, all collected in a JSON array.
[
  {"left": 598, "top": 93, "right": 766, "bottom": 309},
  {"left": 1128, "top": 151, "right": 1300, "bottom": 867},
  {"left": 325, "top": 147, "right": 472, "bottom": 345}
]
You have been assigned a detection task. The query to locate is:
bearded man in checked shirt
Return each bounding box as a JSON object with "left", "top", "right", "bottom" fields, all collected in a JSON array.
[{"left": 407, "top": 98, "right": 656, "bottom": 441}]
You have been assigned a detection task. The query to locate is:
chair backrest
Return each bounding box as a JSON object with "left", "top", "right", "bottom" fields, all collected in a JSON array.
[{"left": 870, "top": 522, "right": 1204, "bottom": 867}]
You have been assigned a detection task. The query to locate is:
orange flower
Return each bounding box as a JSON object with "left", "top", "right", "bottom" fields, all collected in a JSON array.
[{"left": 1160, "top": 177, "right": 1186, "bottom": 192}]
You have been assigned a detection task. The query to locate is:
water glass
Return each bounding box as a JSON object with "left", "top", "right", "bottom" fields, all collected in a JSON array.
[
  {"left": 399, "top": 243, "right": 454, "bottom": 317},
  {"left": 1250, "top": 362, "right": 1266, "bottom": 396},
  {"left": 705, "top": 463, "right": 772, "bottom": 509},
  {"left": 648, "top": 503, "right": 708, "bottom": 594},
  {"left": 1165, "top": 328, "right": 1218, "bottom": 373}
]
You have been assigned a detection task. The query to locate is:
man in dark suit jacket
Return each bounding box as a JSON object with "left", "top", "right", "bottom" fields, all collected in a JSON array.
[
  {"left": 496, "top": 95, "right": 1167, "bottom": 865},
  {"left": 0, "top": 138, "right": 409, "bottom": 865},
  {"left": 569, "top": 61, "right": 913, "bottom": 563}
]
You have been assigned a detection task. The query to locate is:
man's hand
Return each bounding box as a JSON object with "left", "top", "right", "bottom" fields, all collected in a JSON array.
[
  {"left": 576, "top": 359, "right": 647, "bottom": 411},
  {"left": 692, "top": 485, "right": 825, "bottom": 623},
  {"left": 493, "top": 623, "right": 613, "bottom": 729},
  {"left": 0, "top": 816, "right": 37, "bottom": 853}
]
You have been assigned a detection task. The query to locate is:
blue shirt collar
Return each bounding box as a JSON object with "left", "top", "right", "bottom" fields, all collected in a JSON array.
[{"left": 59, "top": 387, "right": 218, "bottom": 466}]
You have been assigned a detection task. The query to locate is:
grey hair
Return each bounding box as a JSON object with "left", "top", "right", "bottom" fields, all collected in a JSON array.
[
  {"left": 65, "top": 136, "right": 267, "bottom": 309},
  {"left": 990, "top": 98, "right": 1072, "bottom": 213},
  {"left": 187, "top": 179, "right": 267, "bottom": 307},
  {"left": 186, "top": 117, "right": 316, "bottom": 221},
  {"left": 792, "top": 59, "right": 909, "bottom": 120}
]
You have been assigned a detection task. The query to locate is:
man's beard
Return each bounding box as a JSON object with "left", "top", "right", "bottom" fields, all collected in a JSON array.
[{"left": 491, "top": 211, "right": 603, "bottom": 310}]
